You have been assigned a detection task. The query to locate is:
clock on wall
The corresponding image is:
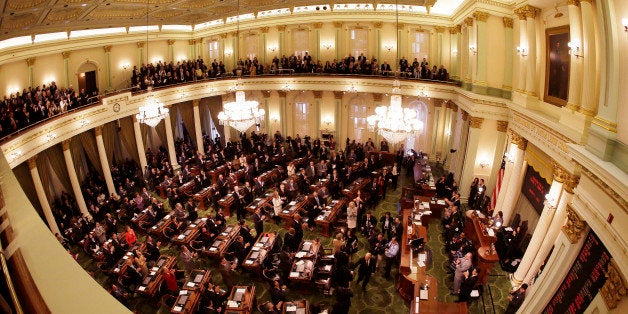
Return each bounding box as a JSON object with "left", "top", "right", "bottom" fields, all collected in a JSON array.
[{"left": 112, "top": 103, "right": 120, "bottom": 112}]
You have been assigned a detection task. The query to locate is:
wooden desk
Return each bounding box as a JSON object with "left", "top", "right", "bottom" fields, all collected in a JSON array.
[
  {"left": 110, "top": 243, "right": 146, "bottom": 276},
  {"left": 172, "top": 218, "right": 206, "bottom": 245},
  {"left": 136, "top": 255, "right": 177, "bottom": 298},
  {"left": 315, "top": 198, "right": 346, "bottom": 237},
  {"left": 209, "top": 165, "right": 227, "bottom": 184},
  {"left": 242, "top": 232, "right": 277, "bottom": 275},
  {"left": 258, "top": 168, "right": 280, "bottom": 186},
  {"left": 278, "top": 195, "right": 310, "bottom": 229},
  {"left": 131, "top": 209, "right": 150, "bottom": 229},
  {"left": 149, "top": 214, "right": 174, "bottom": 239},
  {"left": 464, "top": 210, "right": 499, "bottom": 285},
  {"left": 246, "top": 194, "right": 273, "bottom": 214},
  {"left": 225, "top": 285, "right": 256, "bottom": 314},
  {"left": 282, "top": 300, "right": 309, "bottom": 314},
  {"left": 218, "top": 193, "right": 235, "bottom": 217},
  {"left": 204, "top": 224, "right": 241, "bottom": 259},
  {"left": 289, "top": 240, "right": 321, "bottom": 283},
  {"left": 414, "top": 196, "right": 447, "bottom": 225},
  {"left": 179, "top": 180, "right": 197, "bottom": 197},
  {"left": 397, "top": 209, "right": 467, "bottom": 314},
  {"left": 342, "top": 177, "right": 370, "bottom": 200},
  {"left": 309, "top": 178, "right": 330, "bottom": 193},
  {"left": 194, "top": 186, "right": 215, "bottom": 210},
  {"left": 171, "top": 269, "right": 213, "bottom": 313}
]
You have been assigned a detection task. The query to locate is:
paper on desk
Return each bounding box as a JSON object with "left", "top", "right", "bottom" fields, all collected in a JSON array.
[
  {"left": 138, "top": 286, "right": 146, "bottom": 291},
  {"left": 295, "top": 252, "right": 306, "bottom": 258},
  {"left": 187, "top": 282, "right": 195, "bottom": 287},
  {"left": 290, "top": 272, "right": 300, "bottom": 278},
  {"left": 420, "top": 289, "right": 429, "bottom": 300},
  {"left": 227, "top": 300, "right": 239, "bottom": 308},
  {"left": 486, "top": 228, "right": 495, "bottom": 237},
  {"left": 286, "top": 305, "right": 297, "bottom": 311},
  {"left": 179, "top": 290, "right": 187, "bottom": 295},
  {"left": 289, "top": 201, "right": 296, "bottom": 206},
  {"left": 417, "top": 260, "right": 425, "bottom": 267},
  {"left": 178, "top": 235, "right": 185, "bottom": 240},
  {"left": 150, "top": 271, "right": 156, "bottom": 276},
  {"left": 173, "top": 306, "right": 182, "bottom": 312}
]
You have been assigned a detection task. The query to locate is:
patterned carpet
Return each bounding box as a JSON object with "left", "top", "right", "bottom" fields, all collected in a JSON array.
[{"left": 73, "top": 164, "right": 511, "bottom": 313}]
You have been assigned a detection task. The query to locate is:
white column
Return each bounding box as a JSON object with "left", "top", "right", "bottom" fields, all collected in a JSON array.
[
  {"left": 523, "top": 181, "right": 575, "bottom": 284},
  {"left": 515, "top": 13, "right": 527, "bottom": 93},
  {"left": 458, "top": 117, "right": 483, "bottom": 201},
  {"left": 495, "top": 138, "right": 514, "bottom": 210},
  {"left": 524, "top": 6, "right": 540, "bottom": 96},
  {"left": 133, "top": 116, "right": 148, "bottom": 171},
  {"left": 28, "top": 157, "right": 60, "bottom": 235},
  {"left": 62, "top": 140, "right": 91, "bottom": 219},
  {"left": 578, "top": 0, "right": 597, "bottom": 117},
  {"left": 512, "top": 169, "right": 564, "bottom": 285},
  {"left": 163, "top": 112, "right": 179, "bottom": 169},
  {"left": 193, "top": 100, "right": 204, "bottom": 154},
  {"left": 94, "top": 126, "right": 116, "bottom": 196},
  {"left": 566, "top": 0, "right": 583, "bottom": 111},
  {"left": 500, "top": 131, "right": 527, "bottom": 224}
]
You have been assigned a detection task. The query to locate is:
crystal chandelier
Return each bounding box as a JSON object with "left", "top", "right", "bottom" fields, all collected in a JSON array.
[
  {"left": 366, "top": 80, "right": 423, "bottom": 145},
  {"left": 218, "top": 79, "right": 265, "bottom": 133},
  {"left": 136, "top": 95, "right": 169, "bottom": 127}
]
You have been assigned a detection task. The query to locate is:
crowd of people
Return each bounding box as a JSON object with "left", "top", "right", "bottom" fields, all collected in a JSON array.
[
  {"left": 131, "top": 53, "right": 449, "bottom": 91},
  {"left": 0, "top": 83, "right": 98, "bottom": 138}
]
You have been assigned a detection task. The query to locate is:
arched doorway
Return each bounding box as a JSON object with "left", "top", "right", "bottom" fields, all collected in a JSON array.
[{"left": 77, "top": 62, "right": 98, "bottom": 97}]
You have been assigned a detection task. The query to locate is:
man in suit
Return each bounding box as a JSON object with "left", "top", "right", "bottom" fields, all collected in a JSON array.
[
  {"left": 458, "top": 267, "right": 479, "bottom": 302},
  {"left": 317, "top": 160, "right": 328, "bottom": 179},
  {"left": 354, "top": 252, "right": 376, "bottom": 290},
  {"left": 307, "top": 191, "right": 325, "bottom": 231},
  {"left": 283, "top": 227, "right": 299, "bottom": 253},
  {"left": 253, "top": 176, "right": 265, "bottom": 197},
  {"left": 253, "top": 208, "right": 265, "bottom": 238},
  {"left": 452, "top": 252, "right": 474, "bottom": 295},
  {"left": 361, "top": 212, "right": 377, "bottom": 236},
  {"left": 306, "top": 161, "right": 317, "bottom": 180},
  {"left": 233, "top": 186, "right": 246, "bottom": 221},
  {"left": 505, "top": 284, "right": 528, "bottom": 314}
]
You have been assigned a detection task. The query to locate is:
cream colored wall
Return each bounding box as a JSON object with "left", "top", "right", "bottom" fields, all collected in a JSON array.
[
  {"left": 485, "top": 16, "right": 505, "bottom": 90},
  {"left": 110, "top": 42, "right": 138, "bottom": 90},
  {"left": 615, "top": 0, "right": 628, "bottom": 145},
  {"left": 173, "top": 40, "right": 190, "bottom": 62},
  {"left": 472, "top": 119, "right": 497, "bottom": 182},
  {"left": 32, "top": 53, "right": 64, "bottom": 88},
  {"left": 0, "top": 61, "right": 29, "bottom": 95}
]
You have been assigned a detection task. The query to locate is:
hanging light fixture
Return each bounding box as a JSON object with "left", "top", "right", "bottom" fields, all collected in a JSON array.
[
  {"left": 136, "top": 0, "right": 169, "bottom": 128},
  {"left": 217, "top": 0, "right": 265, "bottom": 133},
  {"left": 366, "top": 0, "right": 423, "bottom": 145}
]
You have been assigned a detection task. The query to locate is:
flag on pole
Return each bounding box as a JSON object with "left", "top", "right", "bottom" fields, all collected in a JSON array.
[{"left": 490, "top": 156, "right": 506, "bottom": 210}]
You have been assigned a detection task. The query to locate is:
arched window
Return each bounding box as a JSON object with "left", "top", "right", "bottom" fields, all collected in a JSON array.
[
  {"left": 404, "top": 100, "right": 429, "bottom": 153},
  {"left": 349, "top": 98, "right": 368, "bottom": 142},
  {"left": 294, "top": 102, "right": 310, "bottom": 137},
  {"left": 349, "top": 28, "right": 368, "bottom": 58},
  {"left": 245, "top": 34, "right": 258, "bottom": 60},
  {"left": 293, "top": 29, "right": 309, "bottom": 58},
  {"left": 208, "top": 40, "right": 220, "bottom": 61},
  {"left": 411, "top": 31, "right": 430, "bottom": 62}
]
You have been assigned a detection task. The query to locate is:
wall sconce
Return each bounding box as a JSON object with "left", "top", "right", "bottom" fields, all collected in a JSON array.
[
  {"left": 445, "top": 130, "right": 451, "bottom": 137},
  {"left": 452, "top": 49, "right": 458, "bottom": 56},
  {"left": 121, "top": 63, "right": 130, "bottom": 70},
  {"left": 568, "top": 41, "right": 583, "bottom": 58},
  {"left": 322, "top": 43, "right": 332, "bottom": 50},
  {"left": 322, "top": 115, "right": 333, "bottom": 128},
  {"left": 516, "top": 46, "right": 528, "bottom": 57},
  {"left": 469, "top": 45, "right": 477, "bottom": 55},
  {"left": 384, "top": 44, "right": 393, "bottom": 52},
  {"left": 224, "top": 49, "right": 232, "bottom": 57},
  {"left": 270, "top": 114, "right": 280, "bottom": 123},
  {"left": 268, "top": 46, "right": 277, "bottom": 52},
  {"left": 622, "top": 18, "right": 628, "bottom": 32},
  {"left": 479, "top": 160, "right": 490, "bottom": 168}
]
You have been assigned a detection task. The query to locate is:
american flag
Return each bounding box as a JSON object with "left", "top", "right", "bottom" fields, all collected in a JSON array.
[{"left": 490, "top": 156, "right": 506, "bottom": 210}]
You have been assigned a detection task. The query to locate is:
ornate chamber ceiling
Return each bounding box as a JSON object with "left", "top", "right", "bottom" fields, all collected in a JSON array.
[{"left": 0, "top": 0, "right": 446, "bottom": 40}]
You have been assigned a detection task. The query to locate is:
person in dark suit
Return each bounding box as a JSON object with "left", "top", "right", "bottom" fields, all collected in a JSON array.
[
  {"left": 361, "top": 212, "right": 377, "bottom": 236},
  {"left": 253, "top": 208, "right": 265, "bottom": 237},
  {"left": 307, "top": 191, "right": 325, "bottom": 230},
  {"left": 505, "top": 284, "right": 528, "bottom": 314},
  {"left": 354, "top": 252, "right": 376, "bottom": 290},
  {"left": 458, "top": 267, "right": 479, "bottom": 302},
  {"left": 380, "top": 212, "right": 394, "bottom": 239},
  {"left": 233, "top": 186, "right": 246, "bottom": 221},
  {"left": 253, "top": 176, "right": 265, "bottom": 197},
  {"left": 283, "top": 228, "right": 299, "bottom": 253}
]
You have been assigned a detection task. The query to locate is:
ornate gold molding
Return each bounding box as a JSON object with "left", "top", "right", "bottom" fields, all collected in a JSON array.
[
  {"left": 577, "top": 164, "right": 628, "bottom": 213},
  {"left": 374, "top": 22, "right": 383, "bottom": 29},
  {"left": 509, "top": 129, "right": 528, "bottom": 150},
  {"left": 372, "top": 93, "right": 383, "bottom": 102},
  {"left": 473, "top": 11, "right": 490, "bottom": 22},
  {"left": 136, "top": 42, "right": 145, "bottom": 48},
  {"left": 188, "top": 39, "right": 197, "bottom": 45},
  {"left": 567, "top": 0, "right": 581, "bottom": 5},
  {"left": 277, "top": 25, "right": 286, "bottom": 31},
  {"left": 313, "top": 90, "right": 323, "bottom": 99},
  {"left": 167, "top": 39, "right": 176, "bottom": 45},
  {"left": 333, "top": 91, "right": 343, "bottom": 100},
  {"left": 397, "top": 23, "right": 405, "bottom": 30},
  {"left": 515, "top": 5, "right": 542, "bottom": 19},
  {"left": 26, "top": 57, "right": 36, "bottom": 66},
  {"left": 469, "top": 117, "right": 484, "bottom": 129},
  {"left": 192, "top": 99, "right": 200, "bottom": 107},
  {"left": 28, "top": 157, "right": 37, "bottom": 170},
  {"left": 552, "top": 161, "right": 570, "bottom": 183},
  {"left": 452, "top": 104, "right": 458, "bottom": 112},
  {"left": 434, "top": 26, "right": 446, "bottom": 33},
  {"left": 601, "top": 259, "right": 627, "bottom": 310},
  {"left": 503, "top": 17, "right": 514, "bottom": 28},
  {"left": 497, "top": 121, "right": 509, "bottom": 132},
  {"left": 262, "top": 90, "right": 271, "bottom": 98},
  {"left": 332, "top": 22, "right": 342, "bottom": 28},
  {"left": 464, "top": 17, "right": 474, "bottom": 27},
  {"left": 562, "top": 173, "right": 580, "bottom": 194},
  {"left": 562, "top": 205, "right": 587, "bottom": 244},
  {"left": 219, "top": 33, "right": 227, "bottom": 39},
  {"left": 103, "top": 45, "right": 112, "bottom": 53},
  {"left": 260, "top": 26, "right": 269, "bottom": 33},
  {"left": 578, "top": 106, "right": 597, "bottom": 117},
  {"left": 312, "top": 23, "right": 322, "bottom": 29},
  {"left": 461, "top": 111, "right": 469, "bottom": 121},
  {"left": 277, "top": 90, "right": 287, "bottom": 98},
  {"left": 449, "top": 25, "right": 461, "bottom": 34},
  {"left": 62, "top": 51, "right": 71, "bottom": 59}
]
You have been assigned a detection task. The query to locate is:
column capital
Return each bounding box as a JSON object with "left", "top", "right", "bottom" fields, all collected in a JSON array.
[
  {"left": 448, "top": 25, "right": 461, "bottom": 34},
  {"left": 580, "top": 0, "right": 592, "bottom": 3},
  {"left": 188, "top": 39, "right": 197, "bottom": 45},
  {"left": 509, "top": 130, "right": 528, "bottom": 150},
  {"left": 472, "top": 11, "right": 490, "bottom": 22},
  {"left": 62, "top": 51, "right": 71, "bottom": 59},
  {"left": 374, "top": 22, "right": 383, "bottom": 29},
  {"left": 103, "top": 45, "right": 112, "bottom": 53},
  {"left": 260, "top": 26, "right": 270, "bottom": 33},
  {"left": 313, "top": 90, "right": 323, "bottom": 99},
  {"left": 562, "top": 205, "right": 587, "bottom": 244},
  {"left": 444, "top": 100, "right": 452, "bottom": 109},
  {"left": 167, "top": 39, "right": 176, "bottom": 45},
  {"left": 497, "top": 121, "right": 509, "bottom": 132},
  {"left": 26, "top": 57, "right": 36, "bottom": 66},
  {"left": 434, "top": 100, "right": 443, "bottom": 108},
  {"left": 192, "top": 99, "right": 200, "bottom": 107},
  {"left": 434, "top": 26, "right": 446, "bottom": 33},
  {"left": 137, "top": 42, "right": 145, "bottom": 48},
  {"left": 515, "top": 5, "right": 542, "bottom": 19},
  {"left": 94, "top": 125, "right": 103, "bottom": 136},
  {"left": 469, "top": 117, "right": 484, "bottom": 129},
  {"left": 503, "top": 17, "right": 514, "bottom": 28},
  {"left": 219, "top": 33, "right": 228, "bottom": 39},
  {"left": 28, "top": 156, "right": 38, "bottom": 170},
  {"left": 333, "top": 91, "right": 344, "bottom": 100},
  {"left": 373, "top": 93, "right": 383, "bottom": 102},
  {"left": 262, "top": 90, "right": 271, "bottom": 98},
  {"left": 464, "top": 17, "right": 474, "bottom": 27},
  {"left": 277, "top": 90, "right": 287, "bottom": 98},
  {"left": 397, "top": 23, "right": 405, "bottom": 30},
  {"left": 278, "top": 25, "right": 287, "bottom": 32},
  {"left": 452, "top": 104, "right": 458, "bottom": 112},
  {"left": 461, "top": 111, "right": 469, "bottom": 121},
  {"left": 566, "top": 0, "right": 581, "bottom": 6},
  {"left": 600, "top": 259, "right": 627, "bottom": 310},
  {"left": 551, "top": 161, "right": 572, "bottom": 183},
  {"left": 133, "top": 115, "right": 139, "bottom": 123},
  {"left": 562, "top": 174, "right": 580, "bottom": 193},
  {"left": 62, "top": 139, "right": 71, "bottom": 151},
  {"left": 312, "top": 23, "right": 323, "bottom": 29}
]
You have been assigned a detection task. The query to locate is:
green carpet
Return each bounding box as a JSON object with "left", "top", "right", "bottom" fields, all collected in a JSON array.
[{"left": 73, "top": 163, "right": 511, "bottom": 313}]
